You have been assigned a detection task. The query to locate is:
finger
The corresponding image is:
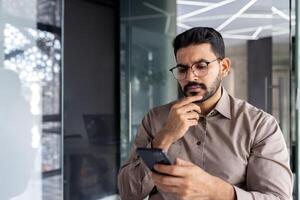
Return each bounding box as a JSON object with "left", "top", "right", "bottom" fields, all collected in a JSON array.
[
  {"left": 187, "top": 119, "right": 198, "bottom": 126},
  {"left": 154, "top": 164, "right": 189, "bottom": 177},
  {"left": 152, "top": 172, "right": 184, "bottom": 187},
  {"left": 175, "top": 158, "right": 193, "bottom": 166},
  {"left": 155, "top": 182, "right": 181, "bottom": 194},
  {"left": 173, "top": 96, "right": 203, "bottom": 108},
  {"left": 178, "top": 103, "right": 201, "bottom": 114},
  {"left": 178, "top": 114, "right": 198, "bottom": 126},
  {"left": 182, "top": 112, "right": 200, "bottom": 121}
]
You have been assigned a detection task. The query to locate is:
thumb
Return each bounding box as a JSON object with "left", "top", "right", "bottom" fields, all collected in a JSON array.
[{"left": 175, "top": 157, "right": 192, "bottom": 166}]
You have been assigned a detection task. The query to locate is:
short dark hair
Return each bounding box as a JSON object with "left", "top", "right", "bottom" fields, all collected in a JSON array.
[{"left": 173, "top": 27, "right": 225, "bottom": 59}]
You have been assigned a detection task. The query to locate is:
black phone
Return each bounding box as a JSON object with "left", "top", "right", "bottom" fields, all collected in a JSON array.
[{"left": 136, "top": 147, "right": 173, "bottom": 173}]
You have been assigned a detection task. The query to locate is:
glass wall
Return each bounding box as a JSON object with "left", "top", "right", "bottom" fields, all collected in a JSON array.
[
  {"left": 0, "top": 0, "right": 63, "bottom": 199},
  {"left": 120, "top": 0, "right": 178, "bottom": 163},
  {"left": 63, "top": 0, "right": 119, "bottom": 200},
  {"left": 295, "top": 0, "right": 300, "bottom": 198}
]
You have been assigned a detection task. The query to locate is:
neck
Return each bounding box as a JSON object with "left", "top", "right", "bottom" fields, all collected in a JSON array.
[{"left": 197, "top": 86, "right": 222, "bottom": 116}]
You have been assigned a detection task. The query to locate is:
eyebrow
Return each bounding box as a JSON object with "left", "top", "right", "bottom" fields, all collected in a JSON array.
[{"left": 176, "top": 58, "right": 209, "bottom": 67}]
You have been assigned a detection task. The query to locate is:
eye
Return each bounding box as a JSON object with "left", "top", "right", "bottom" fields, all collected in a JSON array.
[
  {"left": 177, "top": 66, "right": 188, "bottom": 73},
  {"left": 194, "top": 62, "right": 207, "bottom": 70}
]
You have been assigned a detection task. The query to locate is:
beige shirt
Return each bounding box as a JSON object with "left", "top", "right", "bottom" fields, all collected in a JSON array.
[{"left": 118, "top": 89, "right": 293, "bottom": 200}]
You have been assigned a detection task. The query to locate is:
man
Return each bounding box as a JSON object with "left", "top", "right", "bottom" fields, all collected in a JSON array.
[{"left": 118, "top": 27, "right": 293, "bottom": 200}]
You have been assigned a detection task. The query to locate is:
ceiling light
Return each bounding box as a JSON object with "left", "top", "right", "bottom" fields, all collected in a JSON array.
[
  {"left": 240, "top": 13, "right": 272, "bottom": 19},
  {"left": 272, "top": 6, "right": 289, "bottom": 21},
  {"left": 165, "top": 16, "right": 171, "bottom": 34},
  {"left": 177, "top": 22, "right": 192, "bottom": 30},
  {"left": 216, "top": 0, "right": 258, "bottom": 31},
  {"left": 180, "top": 14, "right": 231, "bottom": 22},
  {"left": 251, "top": 27, "right": 263, "bottom": 39},
  {"left": 222, "top": 25, "right": 272, "bottom": 35},
  {"left": 143, "top": 2, "right": 172, "bottom": 34},
  {"left": 222, "top": 34, "right": 256, "bottom": 40},
  {"left": 143, "top": 2, "right": 169, "bottom": 15},
  {"left": 180, "top": 13, "right": 272, "bottom": 23},
  {"left": 177, "top": 0, "right": 236, "bottom": 21}
]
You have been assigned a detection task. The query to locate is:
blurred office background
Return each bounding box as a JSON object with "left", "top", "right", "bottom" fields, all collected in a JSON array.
[{"left": 0, "top": 0, "right": 299, "bottom": 199}]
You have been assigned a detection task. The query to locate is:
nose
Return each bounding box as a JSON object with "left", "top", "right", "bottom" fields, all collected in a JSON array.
[{"left": 186, "top": 67, "right": 198, "bottom": 81}]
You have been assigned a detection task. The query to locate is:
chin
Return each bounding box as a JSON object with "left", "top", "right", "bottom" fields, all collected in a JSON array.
[{"left": 187, "top": 92, "right": 202, "bottom": 97}]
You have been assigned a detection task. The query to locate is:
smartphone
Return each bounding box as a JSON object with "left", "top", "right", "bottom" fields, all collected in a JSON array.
[{"left": 136, "top": 147, "right": 173, "bottom": 173}]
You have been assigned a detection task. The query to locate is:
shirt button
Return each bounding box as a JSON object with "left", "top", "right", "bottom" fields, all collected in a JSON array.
[{"left": 196, "top": 141, "right": 201, "bottom": 145}]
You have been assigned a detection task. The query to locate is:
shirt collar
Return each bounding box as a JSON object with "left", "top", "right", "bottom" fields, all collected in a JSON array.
[{"left": 213, "top": 87, "right": 231, "bottom": 119}]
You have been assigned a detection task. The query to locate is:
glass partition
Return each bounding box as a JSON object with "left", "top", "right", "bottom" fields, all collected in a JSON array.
[
  {"left": 295, "top": 0, "right": 300, "bottom": 198},
  {"left": 120, "top": 0, "right": 178, "bottom": 163},
  {"left": 63, "top": 1, "right": 119, "bottom": 199},
  {"left": 0, "top": 0, "right": 63, "bottom": 199}
]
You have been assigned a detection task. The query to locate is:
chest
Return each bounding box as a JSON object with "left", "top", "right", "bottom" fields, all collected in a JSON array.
[{"left": 167, "top": 117, "right": 253, "bottom": 184}]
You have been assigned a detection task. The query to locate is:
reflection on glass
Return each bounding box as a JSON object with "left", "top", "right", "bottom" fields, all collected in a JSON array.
[
  {"left": 63, "top": 0, "right": 119, "bottom": 199},
  {"left": 0, "top": 0, "right": 62, "bottom": 199},
  {"left": 37, "top": 0, "right": 62, "bottom": 27},
  {"left": 0, "top": 68, "right": 36, "bottom": 199},
  {"left": 4, "top": 24, "right": 61, "bottom": 83},
  {"left": 120, "top": 0, "right": 178, "bottom": 164},
  {"left": 271, "top": 0, "right": 291, "bottom": 149},
  {"left": 3, "top": 21, "right": 62, "bottom": 173}
]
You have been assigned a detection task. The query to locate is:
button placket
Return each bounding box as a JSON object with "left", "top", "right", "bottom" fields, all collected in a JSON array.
[
  {"left": 197, "top": 117, "right": 206, "bottom": 144},
  {"left": 200, "top": 117, "right": 207, "bottom": 168}
]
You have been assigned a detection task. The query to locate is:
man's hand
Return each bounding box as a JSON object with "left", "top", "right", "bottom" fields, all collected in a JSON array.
[
  {"left": 151, "top": 158, "right": 236, "bottom": 200},
  {"left": 152, "top": 96, "right": 202, "bottom": 150}
]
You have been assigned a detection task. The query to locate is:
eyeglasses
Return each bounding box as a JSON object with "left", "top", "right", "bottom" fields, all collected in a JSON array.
[{"left": 169, "top": 58, "right": 220, "bottom": 81}]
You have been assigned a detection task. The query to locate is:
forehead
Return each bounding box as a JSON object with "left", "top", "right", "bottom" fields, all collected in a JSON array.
[{"left": 176, "top": 43, "right": 216, "bottom": 63}]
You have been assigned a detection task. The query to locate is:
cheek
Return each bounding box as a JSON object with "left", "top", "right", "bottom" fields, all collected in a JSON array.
[
  {"left": 203, "top": 73, "right": 220, "bottom": 86},
  {"left": 178, "top": 80, "right": 187, "bottom": 89}
]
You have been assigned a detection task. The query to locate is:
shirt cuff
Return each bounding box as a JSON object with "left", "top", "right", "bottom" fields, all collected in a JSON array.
[{"left": 233, "top": 186, "right": 253, "bottom": 200}]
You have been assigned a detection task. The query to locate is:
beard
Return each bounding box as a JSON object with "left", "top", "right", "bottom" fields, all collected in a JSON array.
[{"left": 182, "top": 72, "right": 222, "bottom": 103}]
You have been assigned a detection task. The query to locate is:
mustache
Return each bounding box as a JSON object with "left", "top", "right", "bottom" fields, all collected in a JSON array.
[{"left": 183, "top": 82, "right": 207, "bottom": 92}]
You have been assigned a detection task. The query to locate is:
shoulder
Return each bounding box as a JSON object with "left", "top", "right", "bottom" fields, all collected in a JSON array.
[
  {"left": 229, "top": 95, "right": 281, "bottom": 145},
  {"left": 229, "top": 95, "right": 275, "bottom": 123}
]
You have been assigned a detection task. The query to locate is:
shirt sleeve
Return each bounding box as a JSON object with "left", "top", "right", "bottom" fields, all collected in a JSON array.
[
  {"left": 118, "top": 113, "right": 155, "bottom": 200},
  {"left": 234, "top": 114, "right": 293, "bottom": 200}
]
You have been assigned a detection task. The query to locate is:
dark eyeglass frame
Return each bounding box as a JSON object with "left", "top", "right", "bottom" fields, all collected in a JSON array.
[{"left": 169, "top": 58, "right": 221, "bottom": 81}]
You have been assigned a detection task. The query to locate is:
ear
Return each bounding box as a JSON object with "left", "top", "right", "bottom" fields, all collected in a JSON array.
[{"left": 220, "top": 57, "right": 231, "bottom": 78}]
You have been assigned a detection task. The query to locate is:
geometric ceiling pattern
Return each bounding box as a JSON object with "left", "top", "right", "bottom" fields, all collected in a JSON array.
[{"left": 143, "top": 0, "right": 293, "bottom": 44}]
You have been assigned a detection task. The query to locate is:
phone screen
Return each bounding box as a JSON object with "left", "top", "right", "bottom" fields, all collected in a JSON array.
[{"left": 136, "top": 148, "right": 172, "bottom": 172}]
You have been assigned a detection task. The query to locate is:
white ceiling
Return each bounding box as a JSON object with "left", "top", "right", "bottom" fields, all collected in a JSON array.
[
  {"left": 176, "top": 0, "right": 293, "bottom": 44},
  {"left": 139, "top": 0, "right": 293, "bottom": 45}
]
